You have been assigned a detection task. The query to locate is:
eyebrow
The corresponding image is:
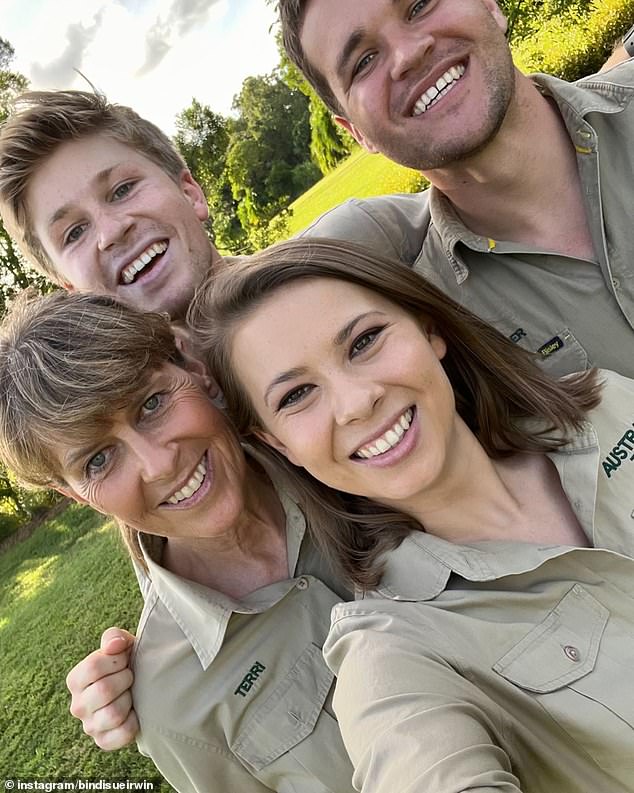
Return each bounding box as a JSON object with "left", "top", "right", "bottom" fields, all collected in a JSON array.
[
  {"left": 264, "top": 367, "right": 308, "bottom": 407},
  {"left": 335, "top": 0, "right": 401, "bottom": 81},
  {"left": 47, "top": 165, "right": 118, "bottom": 228},
  {"left": 262, "top": 311, "right": 382, "bottom": 407},
  {"left": 61, "top": 443, "right": 99, "bottom": 473},
  {"left": 335, "top": 29, "right": 365, "bottom": 82}
]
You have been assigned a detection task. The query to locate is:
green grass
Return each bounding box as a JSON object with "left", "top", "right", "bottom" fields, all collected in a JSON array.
[
  {"left": 285, "top": 147, "right": 426, "bottom": 236},
  {"left": 0, "top": 503, "right": 170, "bottom": 788}
]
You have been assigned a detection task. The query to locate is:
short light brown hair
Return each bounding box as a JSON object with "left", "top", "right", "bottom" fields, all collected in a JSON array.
[
  {"left": 279, "top": 0, "right": 344, "bottom": 114},
  {"left": 0, "top": 289, "right": 181, "bottom": 567},
  {"left": 0, "top": 90, "right": 187, "bottom": 284},
  {"left": 190, "top": 237, "right": 602, "bottom": 589}
]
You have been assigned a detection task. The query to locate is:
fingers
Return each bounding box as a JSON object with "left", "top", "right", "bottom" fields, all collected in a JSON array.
[
  {"left": 69, "top": 666, "right": 134, "bottom": 720},
  {"left": 66, "top": 629, "right": 139, "bottom": 751},
  {"left": 90, "top": 707, "right": 140, "bottom": 751},
  {"left": 100, "top": 627, "right": 136, "bottom": 654},
  {"left": 66, "top": 646, "right": 131, "bottom": 698}
]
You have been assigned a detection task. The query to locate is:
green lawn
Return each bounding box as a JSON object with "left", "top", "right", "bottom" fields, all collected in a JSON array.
[
  {"left": 286, "top": 147, "right": 426, "bottom": 236},
  {"left": 0, "top": 503, "right": 171, "bottom": 789}
]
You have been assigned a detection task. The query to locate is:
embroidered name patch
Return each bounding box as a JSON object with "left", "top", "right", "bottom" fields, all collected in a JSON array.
[
  {"left": 601, "top": 425, "right": 634, "bottom": 479},
  {"left": 538, "top": 336, "right": 564, "bottom": 358},
  {"left": 234, "top": 661, "right": 266, "bottom": 697},
  {"left": 509, "top": 328, "right": 527, "bottom": 344}
]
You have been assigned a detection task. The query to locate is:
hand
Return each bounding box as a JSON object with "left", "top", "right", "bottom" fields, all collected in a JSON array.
[{"left": 66, "top": 627, "right": 139, "bottom": 750}]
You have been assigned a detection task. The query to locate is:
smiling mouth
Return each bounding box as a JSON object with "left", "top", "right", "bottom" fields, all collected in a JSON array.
[
  {"left": 165, "top": 455, "right": 207, "bottom": 505},
  {"left": 353, "top": 408, "right": 414, "bottom": 459},
  {"left": 412, "top": 63, "right": 466, "bottom": 116},
  {"left": 120, "top": 241, "right": 168, "bottom": 285}
]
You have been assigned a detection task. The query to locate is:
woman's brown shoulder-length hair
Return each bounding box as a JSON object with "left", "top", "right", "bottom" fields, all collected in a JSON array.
[{"left": 189, "top": 237, "right": 602, "bottom": 590}]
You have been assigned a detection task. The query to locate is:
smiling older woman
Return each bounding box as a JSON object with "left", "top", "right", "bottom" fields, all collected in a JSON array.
[
  {"left": 190, "top": 237, "right": 634, "bottom": 793},
  {"left": 0, "top": 290, "right": 355, "bottom": 793}
]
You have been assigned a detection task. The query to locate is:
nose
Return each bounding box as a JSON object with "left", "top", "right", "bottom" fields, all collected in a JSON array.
[
  {"left": 389, "top": 29, "right": 433, "bottom": 82},
  {"left": 96, "top": 207, "right": 134, "bottom": 251},
  {"left": 130, "top": 434, "right": 178, "bottom": 484},
  {"left": 333, "top": 376, "right": 384, "bottom": 426}
]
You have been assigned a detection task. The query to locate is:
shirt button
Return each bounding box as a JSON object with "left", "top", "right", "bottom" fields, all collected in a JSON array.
[
  {"left": 563, "top": 645, "right": 581, "bottom": 662},
  {"left": 611, "top": 277, "right": 620, "bottom": 289},
  {"left": 578, "top": 130, "right": 592, "bottom": 139},
  {"left": 296, "top": 577, "right": 309, "bottom": 590}
]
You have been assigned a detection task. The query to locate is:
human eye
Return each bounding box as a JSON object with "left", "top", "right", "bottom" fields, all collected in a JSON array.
[
  {"left": 350, "top": 326, "right": 385, "bottom": 357},
  {"left": 85, "top": 448, "right": 112, "bottom": 478},
  {"left": 63, "top": 223, "right": 87, "bottom": 246},
  {"left": 409, "top": 0, "right": 430, "bottom": 19},
  {"left": 277, "top": 384, "right": 314, "bottom": 411},
  {"left": 353, "top": 52, "right": 376, "bottom": 79},
  {"left": 140, "top": 391, "right": 165, "bottom": 417},
  {"left": 111, "top": 181, "right": 135, "bottom": 201}
]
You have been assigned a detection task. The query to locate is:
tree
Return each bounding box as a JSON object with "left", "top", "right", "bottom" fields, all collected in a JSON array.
[
  {"left": 0, "top": 36, "right": 51, "bottom": 316},
  {"left": 0, "top": 39, "right": 58, "bottom": 535},
  {"left": 276, "top": 29, "right": 355, "bottom": 174},
  {"left": 225, "top": 71, "right": 320, "bottom": 249},
  {"left": 174, "top": 99, "right": 246, "bottom": 253}
]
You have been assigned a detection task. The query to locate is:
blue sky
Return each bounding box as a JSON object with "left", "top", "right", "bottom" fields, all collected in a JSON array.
[{"left": 3, "top": 0, "right": 280, "bottom": 134}]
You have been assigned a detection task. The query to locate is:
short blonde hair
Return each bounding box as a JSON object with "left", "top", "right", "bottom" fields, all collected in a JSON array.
[
  {"left": 0, "top": 90, "right": 187, "bottom": 284},
  {"left": 0, "top": 289, "right": 182, "bottom": 568}
]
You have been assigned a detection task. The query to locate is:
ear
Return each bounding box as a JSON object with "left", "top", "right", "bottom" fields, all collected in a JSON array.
[
  {"left": 429, "top": 329, "right": 447, "bottom": 361},
  {"left": 53, "top": 483, "right": 90, "bottom": 507},
  {"left": 252, "top": 428, "right": 301, "bottom": 466},
  {"left": 481, "top": 0, "right": 508, "bottom": 33},
  {"left": 179, "top": 169, "right": 209, "bottom": 222},
  {"left": 171, "top": 324, "right": 221, "bottom": 399},
  {"left": 334, "top": 116, "right": 380, "bottom": 154}
]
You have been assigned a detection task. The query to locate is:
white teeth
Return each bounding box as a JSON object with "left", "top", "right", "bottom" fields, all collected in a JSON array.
[
  {"left": 121, "top": 241, "right": 168, "bottom": 284},
  {"left": 167, "top": 458, "right": 207, "bottom": 505},
  {"left": 412, "top": 63, "right": 465, "bottom": 117},
  {"left": 354, "top": 409, "right": 413, "bottom": 459}
]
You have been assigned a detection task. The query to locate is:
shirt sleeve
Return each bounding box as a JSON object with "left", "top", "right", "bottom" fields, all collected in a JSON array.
[
  {"left": 324, "top": 610, "right": 523, "bottom": 793},
  {"left": 298, "top": 192, "right": 431, "bottom": 266},
  {"left": 137, "top": 727, "right": 275, "bottom": 793}
]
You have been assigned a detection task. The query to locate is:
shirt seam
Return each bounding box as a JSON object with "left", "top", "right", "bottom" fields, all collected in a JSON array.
[{"left": 300, "top": 198, "right": 401, "bottom": 259}]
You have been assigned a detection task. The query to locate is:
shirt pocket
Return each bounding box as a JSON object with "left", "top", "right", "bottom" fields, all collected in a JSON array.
[
  {"left": 232, "top": 642, "right": 353, "bottom": 791},
  {"left": 503, "top": 323, "right": 590, "bottom": 377},
  {"left": 492, "top": 585, "right": 607, "bottom": 692},
  {"left": 491, "top": 584, "right": 634, "bottom": 779}
]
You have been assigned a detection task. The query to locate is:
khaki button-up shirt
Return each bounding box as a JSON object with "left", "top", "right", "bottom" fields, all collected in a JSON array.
[
  {"left": 310, "top": 61, "right": 634, "bottom": 378},
  {"left": 131, "top": 490, "right": 355, "bottom": 792},
  {"left": 325, "top": 370, "right": 634, "bottom": 792}
]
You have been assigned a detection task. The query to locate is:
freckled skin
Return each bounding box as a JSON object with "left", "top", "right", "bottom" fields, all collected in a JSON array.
[
  {"left": 231, "top": 278, "right": 472, "bottom": 511},
  {"left": 26, "top": 136, "right": 217, "bottom": 318},
  {"left": 54, "top": 364, "right": 251, "bottom": 540},
  {"left": 301, "top": 0, "right": 516, "bottom": 171}
]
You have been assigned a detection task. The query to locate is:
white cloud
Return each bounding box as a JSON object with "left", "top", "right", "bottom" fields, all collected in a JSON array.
[{"left": 3, "top": 0, "right": 280, "bottom": 135}]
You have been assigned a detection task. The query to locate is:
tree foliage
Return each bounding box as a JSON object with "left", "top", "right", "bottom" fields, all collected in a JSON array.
[
  {"left": 227, "top": 72, "right": 320, "bottom": 241},
  {"left": 0, "top": 38, "right": 58, "bottom": 537},
  {"left": 174, "top": 99, "right": 246, "bottom": 253}
]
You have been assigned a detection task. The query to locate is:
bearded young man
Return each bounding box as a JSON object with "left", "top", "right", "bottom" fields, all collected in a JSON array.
[{"left": 279, "top": 0, "right": 634, "bottom": 378}]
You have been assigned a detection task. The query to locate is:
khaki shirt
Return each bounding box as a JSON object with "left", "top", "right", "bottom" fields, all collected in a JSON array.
[
  {"left": 131, "top": 490, "right": 355, "bottom": 793},
  {"left": 324, "top": 370, "right": 634, "bottom": 793},
  {"left": 309, "top": 61, "right": 634, "bottom": 379}
]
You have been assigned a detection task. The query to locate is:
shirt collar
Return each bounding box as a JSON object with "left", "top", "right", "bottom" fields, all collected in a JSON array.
[
  {"left": 375, "top": 418, "right": 599, "bottom": 601},
  {"left": 137, "top": 489, "right": 308, "bottom": 670},
  {"left": 424, "top": 69, "right": 634, "bottom": 281}
]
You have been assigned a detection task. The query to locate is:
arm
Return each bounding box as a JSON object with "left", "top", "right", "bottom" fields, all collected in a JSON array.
[
  {"left": 324, "top": 613, "right": 522, "bottom": 793},
  {"left": 66, "top": 627, "right": 139, "bottom": 750}
]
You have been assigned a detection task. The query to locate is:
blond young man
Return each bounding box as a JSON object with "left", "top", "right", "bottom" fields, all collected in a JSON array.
[{"left": 0, "top": 89, "right": 431, "bottom": 768}]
